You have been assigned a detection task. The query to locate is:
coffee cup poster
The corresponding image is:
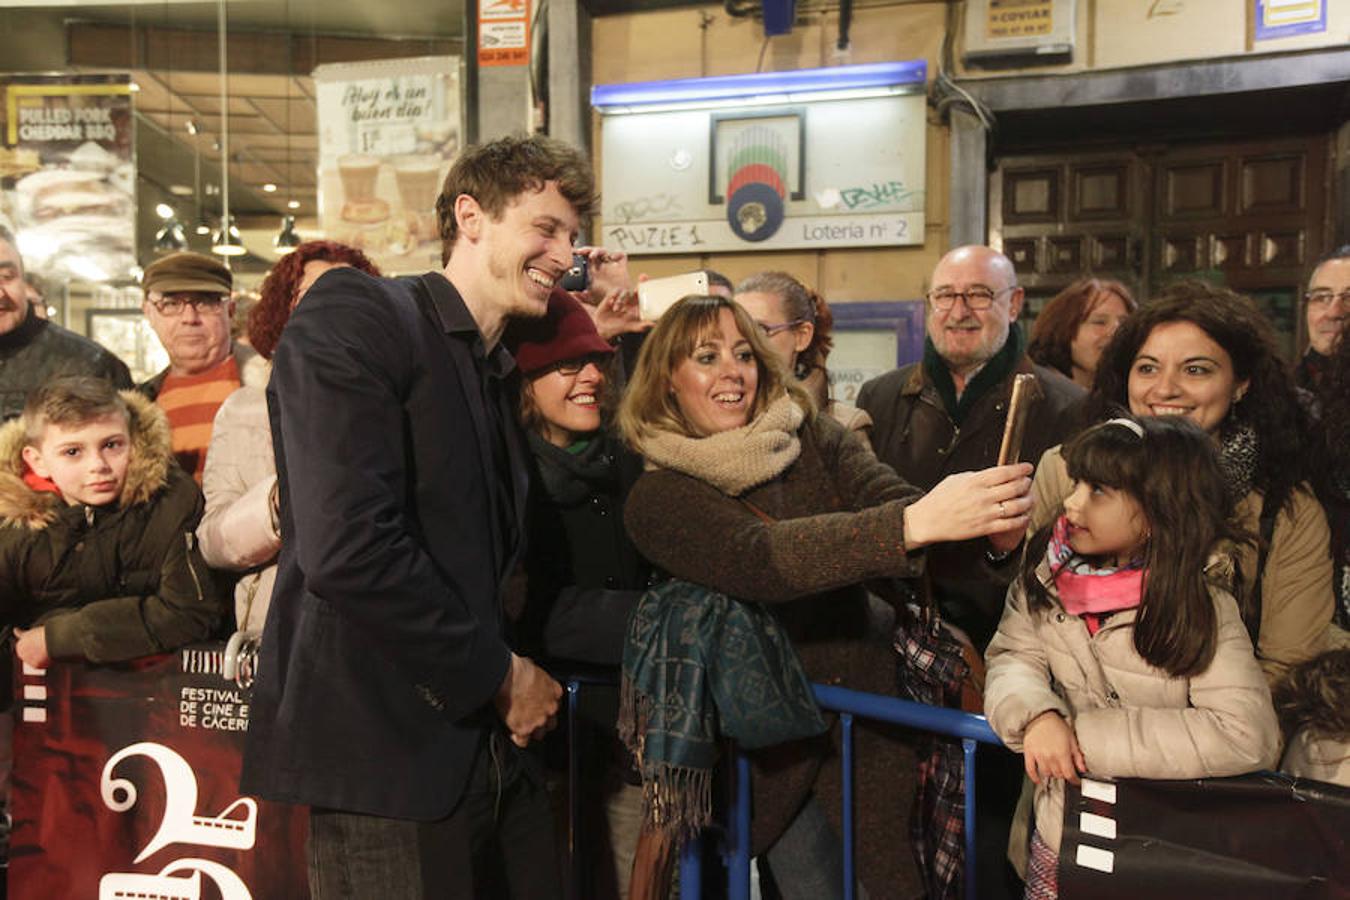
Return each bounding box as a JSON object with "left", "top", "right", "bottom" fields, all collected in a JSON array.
[
  {"left": 598, "top": 89, "right": 926, "bottom": 255},
  {"left": 314, "top": 56, "right": 461, "bottom": 274}
]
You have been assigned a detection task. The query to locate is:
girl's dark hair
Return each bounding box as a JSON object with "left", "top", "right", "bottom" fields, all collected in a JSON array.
[
  {"left": 249, "top": 240, "right": 380, "bottom": 359},
  {"left": 1087, "top": 279, "right": 1309, "bottom": 514},
  {"left": 1273, "top": 648, "right": 1350, "bottom": 744},
  {"left": 1027, "top": 277, "right": 1136, "bottom": 379},
  {"left": 1022, "top": 415, "right": 1249, "bottom": 677},
  {"left": 734, "top": 270, "right": 835, "bottom": 379}
]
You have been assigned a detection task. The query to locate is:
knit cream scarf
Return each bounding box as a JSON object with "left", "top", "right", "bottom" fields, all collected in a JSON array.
[{"left": 635, "top": 394, "right": 806, "bottom": 497}]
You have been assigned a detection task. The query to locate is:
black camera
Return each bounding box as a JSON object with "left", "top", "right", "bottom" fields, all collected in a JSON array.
[{"left": 559, "top": 253, "right": 589, "bottom": 292}]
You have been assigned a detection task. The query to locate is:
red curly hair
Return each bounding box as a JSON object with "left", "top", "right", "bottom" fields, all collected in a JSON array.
[{"left": 248, "top": 240, "right": 381, "bottom": 359}]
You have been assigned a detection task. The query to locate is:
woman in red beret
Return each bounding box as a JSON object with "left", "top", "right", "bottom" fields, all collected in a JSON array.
[{"left": 507, "top": 288, "right": 654, "bottom": 899}]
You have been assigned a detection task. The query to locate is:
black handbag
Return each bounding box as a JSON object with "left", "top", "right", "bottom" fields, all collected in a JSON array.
[{"left": 1057, "top": 772, "right": 1350, "bottom": 899}]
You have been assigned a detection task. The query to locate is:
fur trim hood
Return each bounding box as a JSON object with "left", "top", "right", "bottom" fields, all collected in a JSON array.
[{"left": 0, "top": 390, "right": 174, "bottom": 530}]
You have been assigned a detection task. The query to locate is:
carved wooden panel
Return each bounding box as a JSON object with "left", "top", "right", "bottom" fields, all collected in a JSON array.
[
  {"left": 1162, "top": 161, "right": 1226, "bottom": 218},
  {"left": 1003, "top": 238, "right": 1039, "bottom": 274},
  {"left": 1210, "top": 234, "right": 1250, "bottom": 270},
  {"left": 1093, "top": 236, "right": 1131, "bottom": 269},
  {"left": 1162, "top": 235, "right": 1203, "bottom": 272},
  {"left": 1048, "top": 237, "right": 1083, "bottom": 273},
  {"left": 1241, "top": 154, "right": 1304, "bottom": 215},
  {"left": 1071, "top": 164, "right": 1130, "bottom": 221},
  {"left": 1260, "top": 230, "right": 1305, "bottom": 267},
  {"left": 1003, "top": 167, "right": 1060, "bottom": 223}
]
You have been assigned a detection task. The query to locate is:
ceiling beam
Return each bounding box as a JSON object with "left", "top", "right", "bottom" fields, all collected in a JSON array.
[{"left": 69, "top": 21, "right": 460, "bottom": 75}]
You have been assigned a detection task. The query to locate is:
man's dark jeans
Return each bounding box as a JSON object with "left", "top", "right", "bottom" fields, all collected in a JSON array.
[{"left": 307, "top": 731, "right": 561, "bottom": 899}]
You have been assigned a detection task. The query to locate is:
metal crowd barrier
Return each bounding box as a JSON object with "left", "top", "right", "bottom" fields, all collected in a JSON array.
[{"left": 562, "top": 673, "right": 1003, "bottom": 900}]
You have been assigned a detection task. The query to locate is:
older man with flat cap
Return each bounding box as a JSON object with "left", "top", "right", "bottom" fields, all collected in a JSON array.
[{"left": 139, "top": 251, "right": 258, "bottom": 482}]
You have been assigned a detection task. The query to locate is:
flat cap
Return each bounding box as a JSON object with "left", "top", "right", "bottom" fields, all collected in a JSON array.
[{"left": 142, "top": 251, "right": 232, "bottom": 295}]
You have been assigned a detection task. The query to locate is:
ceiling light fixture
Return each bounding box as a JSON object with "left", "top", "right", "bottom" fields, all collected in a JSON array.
[
  {"left": 154, "top": 217, "right": 188, "bottom": 254},
  {"left": 211, "top": 215, "right": 246, "bottom": 256},
  {"left": 286, "top": 199, "right": 300, "bottom": 210},
  {"left": 155, "top": 202, "right": 176, "bottom": 220},
  {"left": 590, "top": 60, "right": 927, "bottom": 114},
  {"left": 262, "top": 183, "right": 277, "bottom": 193},
  {"left": 273, "top": 214, "right": 301, "bottom": 254}
]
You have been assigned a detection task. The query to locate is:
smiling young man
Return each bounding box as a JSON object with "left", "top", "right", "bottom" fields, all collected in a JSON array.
[
  {"left": 856, "top": 245, "right": 1085, "bottom": 899},
  {"left": 241, "top": 135, "right": 597, "bottom": 900}
]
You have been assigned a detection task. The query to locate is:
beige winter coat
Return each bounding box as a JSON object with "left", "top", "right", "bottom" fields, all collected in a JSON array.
[
  {"left": 197, "top": 361, "right": 278, "bottom": 633},
  {"left": 984, "top": 558, "right": 1280, "bottom": 854},
  {"left": 1030, "top": 444, "right": 1335, "bottom": 683},
  {"left": 1280, "top": 729, "right": 1350, "bottom": 787}
]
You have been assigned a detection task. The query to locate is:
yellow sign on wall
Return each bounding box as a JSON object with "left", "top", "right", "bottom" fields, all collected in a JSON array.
[{"left": 987, "top": 0, "right": 1054, "bottom": 39}]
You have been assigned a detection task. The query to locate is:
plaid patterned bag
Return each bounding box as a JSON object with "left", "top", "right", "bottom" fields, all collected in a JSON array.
[{"left": 895, "top": 603, "right": 984, "bottom": 900}]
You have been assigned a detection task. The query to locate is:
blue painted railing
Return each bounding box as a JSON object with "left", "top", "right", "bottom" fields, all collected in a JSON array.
[{"left": 562, "top": 672, "right": 1004, "bottom": 900}]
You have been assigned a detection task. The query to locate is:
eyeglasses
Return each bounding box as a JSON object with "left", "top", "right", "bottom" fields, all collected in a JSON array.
[
  {"left": 1304, "top": 289, "right": 1350, "bottom": 308},
  {"left": 926, "top": 286, "right": 1013, "bottom": 311},
  {"left": 553, "top": 353, "right": 609, "bottom": 376},
  {"left": 757, "top": 318, "right": 806, "bottom": 337},
  {"left": 148, "top": 292, "right": 227, "bottom": 316}
]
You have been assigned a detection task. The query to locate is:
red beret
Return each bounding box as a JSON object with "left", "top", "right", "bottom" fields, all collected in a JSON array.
[{"left": 509, "top": 289, "right": 613, "bottom": 376}]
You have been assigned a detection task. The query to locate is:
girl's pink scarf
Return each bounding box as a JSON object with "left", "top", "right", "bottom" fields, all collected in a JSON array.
[{"left": 1047, "top": 515, "right": 1145, "bottom": 635}]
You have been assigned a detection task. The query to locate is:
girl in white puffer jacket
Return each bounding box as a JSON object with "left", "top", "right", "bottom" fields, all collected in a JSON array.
[{"left": 985, "top": 416, "right": 1281, "bottom": 899}]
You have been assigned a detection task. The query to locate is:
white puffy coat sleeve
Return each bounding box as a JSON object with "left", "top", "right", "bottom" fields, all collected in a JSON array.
[
  {"left": 1073, "top": 591, "right": 1281, "bottom": 779},
  {"left": 984, "top": 580, "right": 1072, "bottom": 750}
]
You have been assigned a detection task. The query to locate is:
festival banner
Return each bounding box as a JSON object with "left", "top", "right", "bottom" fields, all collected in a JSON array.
[
  {"left": 10, "top": 645, "right": 309, "bottom": 899},
  {"left": 314, "top": 56, "right": 462, "bottom": 275},
  {"left": 0, "top": 74, "right": 136, "bottom": 285}
]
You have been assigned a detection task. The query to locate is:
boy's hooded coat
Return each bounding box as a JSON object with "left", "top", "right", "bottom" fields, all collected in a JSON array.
[{"left": 0, "top": 391, "right": 224, "bottom": 661}]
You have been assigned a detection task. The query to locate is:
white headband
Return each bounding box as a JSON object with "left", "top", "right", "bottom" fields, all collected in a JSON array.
[{"left": 1102, "top": 417, "right": 1145, "bottom": 438}]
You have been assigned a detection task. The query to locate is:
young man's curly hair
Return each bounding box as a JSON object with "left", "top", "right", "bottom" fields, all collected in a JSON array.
[{"left": 434, "top": 134, "right": 598, "bottom": 265}]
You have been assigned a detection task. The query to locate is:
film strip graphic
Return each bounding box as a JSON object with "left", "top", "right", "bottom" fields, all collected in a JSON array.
[
  {"left": 1073, "top": 778, "right": 1118, "bottom": 874},
  {"left": 20, "top": 661, "right": 47, "bottom": 724}
]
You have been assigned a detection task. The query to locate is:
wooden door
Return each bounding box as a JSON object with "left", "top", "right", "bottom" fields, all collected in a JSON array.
[
  {"left": 991, "top": 135, "right": 1330, "bottom": 356},
  {"left": 1152, "top": 138, "right": 1326, "bottom": 357}
]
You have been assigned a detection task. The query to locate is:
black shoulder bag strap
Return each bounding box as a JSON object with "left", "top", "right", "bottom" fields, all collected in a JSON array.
[{"left": 1244, "top": 493, "right": 1279, "bottom": 650}]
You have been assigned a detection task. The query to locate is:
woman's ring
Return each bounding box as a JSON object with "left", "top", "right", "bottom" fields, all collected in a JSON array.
[{"left": 997, "top": 500, "right": 1006, "bottom": 517}]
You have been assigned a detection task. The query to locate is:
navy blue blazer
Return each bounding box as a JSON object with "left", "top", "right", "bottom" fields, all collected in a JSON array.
[{"left": 240, "top": 268, "right": 530, "bottom": 819}]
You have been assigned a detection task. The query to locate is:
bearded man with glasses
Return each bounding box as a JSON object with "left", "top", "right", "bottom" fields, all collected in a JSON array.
[
  {"left": 857, "top": 245, "right": 1085, "bottom": 898},
  {"left": 139, "top": 251, "right": 259, "bottom": 482}
]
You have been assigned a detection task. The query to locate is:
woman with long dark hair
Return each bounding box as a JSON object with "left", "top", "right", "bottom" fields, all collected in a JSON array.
[
  {"left": 197, "top": 241, "right": 378, "bottom": 631},
  {"left": 1030, "top": 280, "right": 1335, "bottom": 683}
]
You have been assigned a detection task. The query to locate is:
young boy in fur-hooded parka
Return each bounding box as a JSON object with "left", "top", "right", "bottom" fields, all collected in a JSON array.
[{"left": 0, "top": 376, "right": 225, "bottom": 668}]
